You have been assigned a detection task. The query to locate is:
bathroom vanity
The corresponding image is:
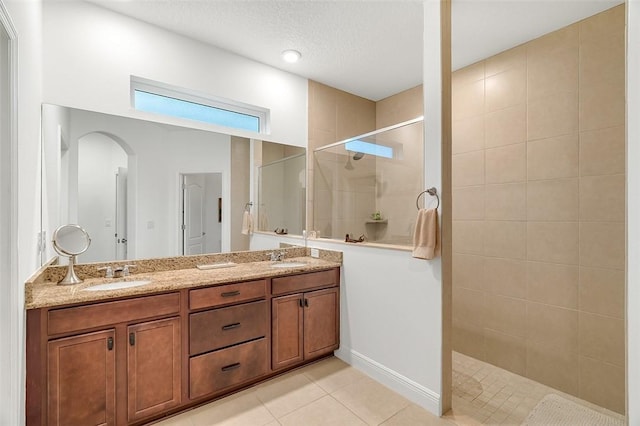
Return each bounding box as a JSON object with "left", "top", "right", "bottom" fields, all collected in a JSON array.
[{"left": 25, "top": 248, "right": 341, "bottom": 426}]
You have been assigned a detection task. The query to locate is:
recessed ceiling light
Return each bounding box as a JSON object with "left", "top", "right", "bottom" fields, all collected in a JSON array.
[{"left": 281, "top": 49, "right": 301, "bottom": 63}]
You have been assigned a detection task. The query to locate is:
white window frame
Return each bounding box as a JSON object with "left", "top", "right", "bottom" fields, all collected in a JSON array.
[{"left": 130, "top": 76, "right": 270, "bottom": 134}]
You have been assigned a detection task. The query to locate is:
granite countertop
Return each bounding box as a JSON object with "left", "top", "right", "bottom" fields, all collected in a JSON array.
[{"left": 25, "top": 248, "right": 342, "bottom": 310}]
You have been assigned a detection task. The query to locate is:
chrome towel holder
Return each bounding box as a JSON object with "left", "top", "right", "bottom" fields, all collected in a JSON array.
[{"left": 416, "top": 187, "right": 439, "bottom": 210}]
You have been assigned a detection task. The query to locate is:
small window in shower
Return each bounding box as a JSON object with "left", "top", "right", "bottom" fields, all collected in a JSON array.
[{"left": 131, "top": 76, "right": 269, "bottom": 134}]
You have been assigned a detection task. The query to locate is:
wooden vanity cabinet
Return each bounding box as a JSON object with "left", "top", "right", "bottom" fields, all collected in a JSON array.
[
  {"left": 27, "top": 267, "right": 340, "bottom": 426},
  {"left": 127, "top": 317, "right": 181, "bottom": 422},
  {"left": 28, "top": 293, "right": 182, "bottom": 426},
  {"left": 187, "top": 280, "right": 269, "bottom": 400},
  {"left": 271, "top": 270, "right": 340, "bottom": 370},
  {"left": 47, "top": 330, "right": 116, "bottom": 426}
]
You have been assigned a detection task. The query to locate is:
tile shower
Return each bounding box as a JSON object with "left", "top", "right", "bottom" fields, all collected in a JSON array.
[{"left": 451, "top": 5, "right": 625, "bottom": 414}]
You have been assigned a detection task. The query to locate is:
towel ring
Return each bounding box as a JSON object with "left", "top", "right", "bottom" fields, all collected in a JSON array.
[{"left": 416, "top": 187, "right": 439, "bottom": 210}]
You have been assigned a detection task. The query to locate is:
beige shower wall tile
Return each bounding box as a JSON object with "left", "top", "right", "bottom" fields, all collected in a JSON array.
[
  {"left": 527, "top": 261, "right": 578, "bottom": 309},
  {"left": 453, "top": 287, "right": 485, "bottom": 326},
  {"left": 485, "top": 67, "right": 526, "bottom": 113},
  {"left": 527, "top": 222, "right": 579, "bottom": 265},
  {"left": 485, "top": 45, "right": 526, "bottom": 77},
  {"left": 484, "top": 221, "right": 526, "bottom": 260},
  {"left": 580, "top": 222, "right": 625, "bottom": 270},
  {"left": 579, "top": 312, "right": 625, "bottom": 367},
  {"left": 453, "top": 186, "right": 485, "bottom": 220},
  {"left": 453, "top": 253, "right": 485, "bottom": 291},
  {"left": 527, "top": 178, "right": 579, "bottom": 222},
  {"left": 453, "top": 221, "right": 484, "bottom": 255},
  {"left": 485, "top": 294, "right": 526, "bottom": 337},
  {"left": 453, "top": 80, "right": 484, "bottom": 121},
  {"left": 452, "top": 115, "right": 484, "bottom": 154},
  {"left": 579, "top": 356, "right": 625, "bottom": 414},
  {"left": 579, "top": 4, "right": 625, "bottom": 43},
  {"left": 453, "top": 320, "right": 485, "bottom": 361},
  {"left": 579, "top": 266, "right": 625, "bottom": 319},
  {"left": 579, "top": 174, "right": 625, "bottom": 222},
  {"left": 485, "top": 104, "right": 526, "bottom": 148},
  {"left": 485, "top": 257, "right": 526, "bottom": 299},
  {"left": 484, "top": 329, "right": 526, "bottom": 376},
  {"left": 485, "top": 183, "right": 526, "bottom": 221},
  {"left": 526, "top": 302, "right": 578, "bottom": 354},
  {"left": 527, "top": 133, "right": 579, "bottom": 181},
  {"left": 452, "top": 61, "right": 484, "bottom": 87},
  {"left": 528, "top": 92, "right": 578, "bottom": 141},
  {"left": 580, "top": 32, "right": 625, "bottom": 89},
  {"left": 526, "top": 339, "right": 579, "bottom": 395},
  {"left": 579, "top": 80, "right": 625, "bottom": 132},
  {"left": 452, "top": 151, "right": 485, "bottom": 187},
  {"left": 527, "top": 47, "right": 578, "bottom": 101},
  {"left": 580, "top": 125, "right": 625, "bottom": 176},
  {"left": 485, "top": 143, "right": 526, "bottom": 184},
  {"left": 528, "top": 23, "right": 579, "bottom": 57}
]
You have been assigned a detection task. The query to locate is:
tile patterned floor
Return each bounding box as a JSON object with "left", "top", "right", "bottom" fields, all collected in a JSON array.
[
  {"left": 153, "top": 356, "right": 452, "bottom": 426},
  {"left": 444, "top": 352, "right": 626, "bottom": 425},
  {"left": 153, "top": 353, "right": 625, "bottom": 425}
]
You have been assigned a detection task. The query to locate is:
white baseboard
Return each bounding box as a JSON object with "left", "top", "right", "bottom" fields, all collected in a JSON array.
[{"left": 335, "top": 347, "right": 441, "bottom": 416}]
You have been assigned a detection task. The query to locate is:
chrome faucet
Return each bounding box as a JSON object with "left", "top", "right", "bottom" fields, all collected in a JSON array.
[
  {"left": 97, "top": 266, "right": 114, "bottom": 278},
  {"left": 99, "top": 264, "right": 136, "bottom": 278},
  {"left": 267, "top": 251, "right": 285, "bottom": 262}
]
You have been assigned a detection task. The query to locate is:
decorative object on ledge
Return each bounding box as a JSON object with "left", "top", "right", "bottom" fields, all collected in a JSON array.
[
  {"left": 274, "top": 228, "right": 288, "bottom": 235},
  {"left": 416, "top": 187, "right": 439, "bottom": 210},
  {"left": 345, "top": 234, "right": 365, "bottom": 243}
]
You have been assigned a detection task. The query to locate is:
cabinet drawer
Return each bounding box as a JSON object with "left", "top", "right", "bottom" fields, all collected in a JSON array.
[
  {"left": 189, "top": 280, "right": 266, "bottom": 310},
  {"left": 271, "top": 269, "right": 338, "bottom": 296},
  {"left": 190, "top": 300, "right": 267, "bottom": 356},
  {"left": 189, "top": 338, "right": 268, "bottom": 399},
  {"left": 48, "top": 293, "right": 180, "bottom": 335}
]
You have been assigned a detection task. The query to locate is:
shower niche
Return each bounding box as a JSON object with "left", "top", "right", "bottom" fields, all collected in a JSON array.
[{"left": 313, "top": 117, "right": 424, "bottom": 246}]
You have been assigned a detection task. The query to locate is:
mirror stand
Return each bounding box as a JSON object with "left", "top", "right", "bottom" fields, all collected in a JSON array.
[{"left": 59, "top": 255, "right": 82, "bottom": 285}]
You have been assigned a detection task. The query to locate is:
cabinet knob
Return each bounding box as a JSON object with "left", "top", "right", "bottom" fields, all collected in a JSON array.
[
  {"left": 129, "top": 332, "right": 135, "bottom": 346},
  {"left": 107, "top": 337, "right": 114, "bottom": 351}
]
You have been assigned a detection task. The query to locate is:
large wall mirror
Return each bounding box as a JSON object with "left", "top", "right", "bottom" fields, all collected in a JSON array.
[{"left": 41, "top": 104, "right": 305, "bottom": 265}]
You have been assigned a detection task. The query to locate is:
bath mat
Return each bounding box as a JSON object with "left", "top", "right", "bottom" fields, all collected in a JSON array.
[{"left": 521, "top": 394, "right": 624, "bottom": 426}]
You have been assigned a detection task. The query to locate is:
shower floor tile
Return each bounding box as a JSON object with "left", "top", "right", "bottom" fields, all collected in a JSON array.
[{"left": 445, "top": 351, "right": 625, "bottom": 425}]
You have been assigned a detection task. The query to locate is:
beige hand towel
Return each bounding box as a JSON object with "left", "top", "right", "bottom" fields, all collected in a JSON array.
[
  {"left": 412, "top": 208, "right": 440, "bottom": 260},
  {"left": 241, "top": 211, "right": 253, "bottom": 235}
]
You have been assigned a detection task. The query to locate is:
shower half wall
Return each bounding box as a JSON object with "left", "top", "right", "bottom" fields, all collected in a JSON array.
[{"left": 452, "top": 5, "right": 625, "bottom": 414}]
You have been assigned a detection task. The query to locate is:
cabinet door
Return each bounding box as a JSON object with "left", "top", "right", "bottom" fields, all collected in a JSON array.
[
  {"left": 127, "top": 317, "right": 181, "bottom": 422},
  {"left": 271, "top": 293, "right": 304, "bottom": 370},
  {"left": 47, "top": 329, "right": 116, "bottom": 426},
  {"left": 304, "top": 287, "right": 340, "bottom": 359}
]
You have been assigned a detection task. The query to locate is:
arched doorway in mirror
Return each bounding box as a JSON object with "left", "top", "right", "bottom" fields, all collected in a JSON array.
[{"left": 77, "top": 132, "right": 129, "bottom": 262}]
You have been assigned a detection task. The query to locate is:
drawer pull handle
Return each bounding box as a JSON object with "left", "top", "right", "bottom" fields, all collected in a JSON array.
[
  {"left": 221, "top": 362, "right": 241, "bottom": 372},
  {"left": 304, "top": 299, "right": 309, "bottom": 307},
  {"left": 221, "top": 290, "right": 240, "bottom": 298},
  {"left": 222, "top": 322, "right": 241, "bottom": 331}
]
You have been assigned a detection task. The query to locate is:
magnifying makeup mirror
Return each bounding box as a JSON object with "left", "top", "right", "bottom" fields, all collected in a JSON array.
[{"left": 52, "top": 224, "right": 91, "bottom": 285}]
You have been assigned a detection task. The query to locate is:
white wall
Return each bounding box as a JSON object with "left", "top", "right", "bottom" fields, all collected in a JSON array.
[
  {"left": 3, "top": 1, "right": 42, "bottom": 425},
  {"left": 42, "top": 1, "right": 308, "bottom": 148},
  {"left": 627, "top": 0, "right": 639, "bottom": 422}
]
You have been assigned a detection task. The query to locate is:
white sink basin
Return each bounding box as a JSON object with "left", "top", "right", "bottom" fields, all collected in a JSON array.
[
  {"left": 270, "top": 262, "right": 307, "bottom": 268},
  {"left": 84, "top": 280, "right": 152, "bottom": 291}
]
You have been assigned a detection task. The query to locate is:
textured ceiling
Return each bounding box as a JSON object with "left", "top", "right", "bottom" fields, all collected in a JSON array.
[{"left": 87, "top": 0, "right": 623, "bottom": 102}]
